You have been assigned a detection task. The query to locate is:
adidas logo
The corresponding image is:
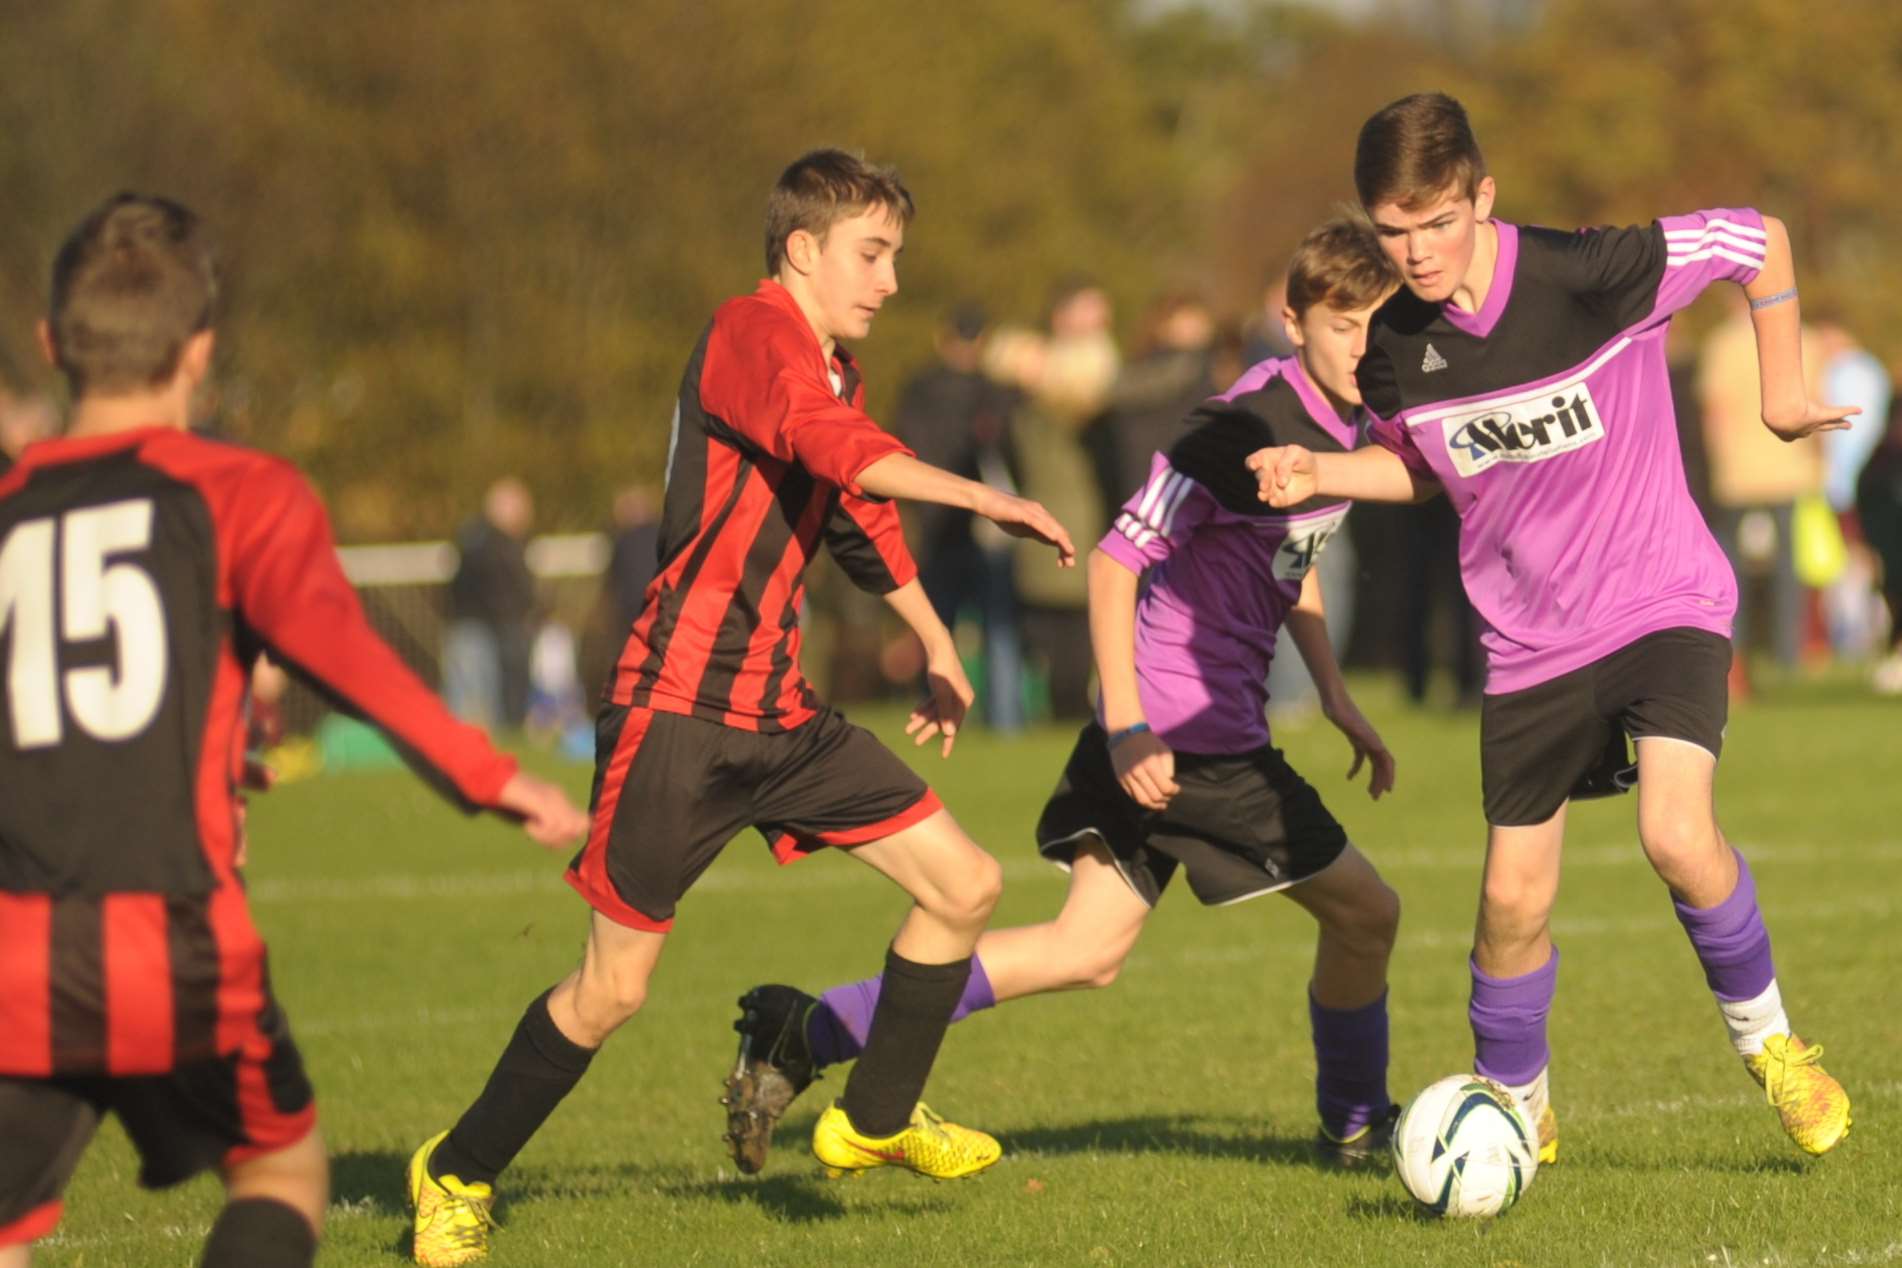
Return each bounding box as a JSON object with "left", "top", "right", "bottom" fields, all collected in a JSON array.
[{"left": 1422, "top": 343, "right": 1449, "bottom": 373}]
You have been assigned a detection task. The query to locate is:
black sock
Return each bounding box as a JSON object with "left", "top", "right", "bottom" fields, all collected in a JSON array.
[
  {"left": 431, "top": 988, "right": 596, "bottom": 1185},
  {"left": 200, "top": 1197, "right": 316, "bottom": 1268},
  {"left": 839, "top": 950, "right": 971, "bottom": 1137}
]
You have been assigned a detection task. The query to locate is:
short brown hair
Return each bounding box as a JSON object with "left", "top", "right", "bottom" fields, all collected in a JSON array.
[
  {"left": 765, "top": 149, "right": 915, "bottom": 275},
  {"left": 49, "top": 193, "right": 216, "bottom": 396},
  {"left": 1284, "top": 216, "right": 1400, "bottom": 318},
  {"left": 1353, "top": 92, "right": 1487, "bottom": 212}
]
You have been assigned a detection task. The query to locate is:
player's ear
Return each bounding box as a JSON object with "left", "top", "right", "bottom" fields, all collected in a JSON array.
[
  {"left": 1281, "top": 305, "right": 1305, "bottom": 350},
  {"left": 1472, "top": 176, "right": 1497, "bottom": 223},
  {"left": 179, "top": 329, "right": 215, "bottom": 386},
  {"left": 35, "top": 319, "right": 58, "bottom": 369},
  {"left": 785, "top": 228, "right": 821, "bottom": 277}
]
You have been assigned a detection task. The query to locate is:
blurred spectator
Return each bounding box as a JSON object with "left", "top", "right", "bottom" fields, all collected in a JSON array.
[
  {"left": 1699, "top": 291, "right": 1823, "bottom": 687},
  {"left": 528, "top": 620, "right": 593, "bottom": 757},
  {"left": 1815, "top": 322, "right": 1892, "bottom": 658},
  {"left": 1856, "top": 395, "right": 1902, "bottom": 694},
  {"left": 893, "top": 303, "right": 1026, "bottom": 731},
  {"left": 1097, "top": 289, "right": 1218, "bottom": 505},
  {"left": 1398, "top": 494, "right": 1481, "bottom": 708},
  {"left": 605, "top": 485, "right": 662, "bottom": 635},
  {"left": 445, "top": 476, "right": 536, "bottom": 728},
  {"left": 582, "top": 484, "right": 662, "bottom": 703},
  {"left": 990, "top": 277, "right": 1119, "bottom": 719},
  {"left": 0, "top": 388, "right": 56, "bottom": 472},
  {"left": 1243, "top": 264, "right": 1296, "bottom": 365}
]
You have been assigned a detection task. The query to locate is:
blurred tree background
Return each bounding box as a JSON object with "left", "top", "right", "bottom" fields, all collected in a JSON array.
[{"left": 2, "top": 0, "right": 1897, "bottom": 540}]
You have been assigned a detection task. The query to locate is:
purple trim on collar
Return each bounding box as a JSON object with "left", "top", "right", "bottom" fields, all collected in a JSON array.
[
  {"left": 1442, "top": 220, "right": 1518, "bottom": 340},
  {"left": 1219, "top": 356, "right": 1358, "bottom": 449}
]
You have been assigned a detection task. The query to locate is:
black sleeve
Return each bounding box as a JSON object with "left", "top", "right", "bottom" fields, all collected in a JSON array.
[
  {"left": 1164, "top": 403, "right": 1277, "bottom": 515},
  {"left": 1542, "top": 222, "right": 1671, "bottom": 331}
]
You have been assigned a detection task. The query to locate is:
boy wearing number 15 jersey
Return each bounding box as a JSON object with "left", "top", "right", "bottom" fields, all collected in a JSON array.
[{"left": 0, "top": 194, "right": 588, "bottom": 1268}]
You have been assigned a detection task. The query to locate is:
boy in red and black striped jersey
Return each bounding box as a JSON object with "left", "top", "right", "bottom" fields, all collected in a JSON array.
[
  {"left": 409, "top": 150, "right": 1075, "bottom": 1263},
  {"left": 0, "top": 196, "right": 589, "bottom": 1268}
]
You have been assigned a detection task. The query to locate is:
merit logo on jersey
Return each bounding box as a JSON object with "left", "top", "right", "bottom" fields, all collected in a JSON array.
[{"left": 1440, "top": 381, "right": 1605, "bottom": 477}]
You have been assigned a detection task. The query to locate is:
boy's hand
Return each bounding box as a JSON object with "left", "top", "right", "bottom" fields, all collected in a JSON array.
[
  {"left": 1322, "top": 695, "right": 1395, "bottom": 800},
  {"left": 1763, "top": 399, "right": 1859, "bottom": 441},
  {"left": 906, "top": 648, "right": 976, "bottom": 757},
  {"left": 496, "top": 772, "right": 591, "bottom": 848},
  {"left": 1111, "top": 728, "right": 1179, "bottom": 811},
  {"left": 1245, "top": 444, "right": 1317, "bottom": 507},
  {"left": 972, "top": 487, "right": 1077, "bottom": 566}
]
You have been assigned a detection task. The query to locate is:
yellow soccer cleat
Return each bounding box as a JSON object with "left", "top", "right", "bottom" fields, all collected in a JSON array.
[
  {"left": 408, "top": 1131, "right": 498, "bottom": 1266},
  {"left": 1745, "top": 1034, "right": 1851, "bottom": 1156},
  {"left": 1534, "top": 1103, "right": 1558, "bottom": 1166},
  {"left": 811, "top": 1101, "right": 1001, "bottom": 1180}
]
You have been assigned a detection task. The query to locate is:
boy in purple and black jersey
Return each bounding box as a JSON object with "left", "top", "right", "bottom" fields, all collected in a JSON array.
[
  {"left": 724, "top": 218, "right": 1414, "bottom": 1170},
  {"left": 1251, "top": 93, "right": 1855, "bottom": 1159}
]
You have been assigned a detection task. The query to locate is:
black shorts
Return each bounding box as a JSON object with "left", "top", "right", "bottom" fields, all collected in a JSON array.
[
  {"left": 567, "top": 705, "right": 940, "bottom": 931},
  {"left": 1035, "top": 722, "right": 1349, "bottom": 908},
  {"left": 1481, "top": 627, "right": 1730, "bottom": 827},
  {"left": 0, "top": 998, "right": 314, "bottom": 1247}
]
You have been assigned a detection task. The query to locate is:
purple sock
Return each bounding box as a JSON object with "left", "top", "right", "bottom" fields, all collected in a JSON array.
[
  {"left": 1470, "top": 948, "right": 1558, "bottom": 1086},
  {"left": 1674, "top": 848, "right": 1776, "bottom": 1002},
  {"left": 807, "top": 954, "right": 996, "bottom": 1067},
  {"left": 1309, "top": 988, "right": 1390, "bottom": 1138}
]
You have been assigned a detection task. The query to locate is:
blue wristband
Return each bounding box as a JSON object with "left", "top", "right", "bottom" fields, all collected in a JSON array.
[{"left": 1106, "top": 722, "right": 1152, "bottom": 748}]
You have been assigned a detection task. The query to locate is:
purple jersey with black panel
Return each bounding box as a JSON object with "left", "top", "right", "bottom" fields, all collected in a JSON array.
[
  {"left": 1357, "top": 211, "right": 1766, "bottom": 693},
  {"left": 1096, "top": 357, "right": 1356, "bottom": 753}
]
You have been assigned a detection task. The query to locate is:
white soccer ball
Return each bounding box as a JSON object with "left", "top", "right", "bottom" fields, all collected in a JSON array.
[{"left": 1392, "top": 1074, "right": 1538, "bottom": 1218}]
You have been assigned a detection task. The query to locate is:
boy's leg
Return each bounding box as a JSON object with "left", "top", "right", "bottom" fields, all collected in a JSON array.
[
  {"left": 1280, "top": 844, "right": 1401, "bottom": 1151},
  {"left": 204, "top": 1126, "right": 326, "bottom": 1268},
  {"left": 0, "top": 1078, "right": 99, "bottom": 1267},
  {"left": 829, "top": 809, "right": 1001, "bottom": 1139},
  {"left": 1636, "top": 738, "right": 1851, "bottom": 1154},
  {"left": 426, "top": 914, "right": 663, "bottom": 1184},
  {"left": 412, "top": 915, "right": 663, "bottom": 1266},
  {"left": 1470, "top": 808, "right": 1567, "bottom": 1162},
  {"left": 723, "top": 837, "right": 1152, "bottom": 1174},
  {"left": 802, "top": 840, "right": 1152, "bottom": 1067}
]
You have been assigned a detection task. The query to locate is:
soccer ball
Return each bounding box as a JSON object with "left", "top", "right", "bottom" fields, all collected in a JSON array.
[{"left": 1391, "top": 1074, "right": 1538, "bottom": 1218}]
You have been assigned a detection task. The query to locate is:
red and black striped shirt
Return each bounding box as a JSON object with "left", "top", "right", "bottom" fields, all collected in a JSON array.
[
  {"left": 607, "top": 280, "right": 918, "bottom": 731},
  {"left": 0, "top": 426, "right": 517, "bottom": 1077}
]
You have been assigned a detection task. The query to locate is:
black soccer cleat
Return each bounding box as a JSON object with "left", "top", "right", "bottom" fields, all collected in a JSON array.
[
  {"left": 719, "top": 984, "right": 819, "bottom": 1174},
  {"left": 1315, "top": 1102, "right": 1401, "bottom": 1170}
]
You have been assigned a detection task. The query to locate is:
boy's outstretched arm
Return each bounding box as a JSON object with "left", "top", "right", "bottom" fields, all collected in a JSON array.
[
  {"left": 1246, "top": 443, "right": 1439, "bottom": 508},
  {"left": 1283, "top": 566, "right": 1394, "bottom": 799},
  {"left": 1749, "top": 215, "right": 1860, "bottom": 441},
  {"left": 884, "top": 579, "right": 975, "bottom": 757},
  {"left": 856, "top": 453, "right": 1076, "bottom": 564}
]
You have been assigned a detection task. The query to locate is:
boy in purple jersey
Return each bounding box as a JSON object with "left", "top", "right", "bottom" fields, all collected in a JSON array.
[
  {"left": 720, "top": 219, "right": 1412, "bottom": 1171},
  {"left": 1250, "top": 93, "right": 1856, "bottom": 1159}
]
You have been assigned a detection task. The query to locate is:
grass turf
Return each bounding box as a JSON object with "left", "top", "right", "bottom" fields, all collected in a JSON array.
[{"left": 32, "top": 674, "right": 1900, "bottom": 1266}]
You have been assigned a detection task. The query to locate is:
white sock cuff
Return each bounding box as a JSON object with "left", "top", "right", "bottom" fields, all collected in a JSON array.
[{"left": 1718, "top": 978, "right": 1789, "bottom": 1056}]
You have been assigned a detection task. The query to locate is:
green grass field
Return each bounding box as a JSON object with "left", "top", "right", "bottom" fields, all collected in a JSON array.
[{"left": 34, "top": 675, "right": 1901, "bottom": 1267}]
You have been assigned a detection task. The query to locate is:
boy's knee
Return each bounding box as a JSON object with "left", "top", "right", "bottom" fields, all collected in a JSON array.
[
  {"left": 1639, "top": 809, "right": 1718, "bottom": 864},
  {"left": 1323, "top": 883, "right": 1401, "bottom": 959},
  {"left": 574, "top": 958, "right": 650, "bottom": 1037},
  {"left": 932, "top": 851, "right": 1003, "bottom": 926}
]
